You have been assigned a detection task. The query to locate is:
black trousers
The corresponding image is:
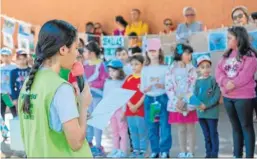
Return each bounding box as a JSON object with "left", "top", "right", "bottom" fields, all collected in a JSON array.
[{"left": 223, "top": 97, "right": 255, "bottom": 158}]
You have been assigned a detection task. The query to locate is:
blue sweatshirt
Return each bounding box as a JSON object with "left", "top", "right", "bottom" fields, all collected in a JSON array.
[
  {"left": 194, "top": 76, "right": 221, "bottom": 119},
  {"left": 176, "top": 21, "right": 203, "bottom": 43},
  {"left": 0, "top": 64, "right": 17, "bottom": 94},
  {"left": 10, "top": 67, "right": 30, "bottom": 100}
]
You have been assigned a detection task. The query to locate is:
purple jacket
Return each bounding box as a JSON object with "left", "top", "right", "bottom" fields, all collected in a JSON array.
[{"left": 113, "top": 29, "right": 125, "bottom": 36}]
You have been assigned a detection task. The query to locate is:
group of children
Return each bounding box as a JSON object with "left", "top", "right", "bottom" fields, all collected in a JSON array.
[
  {"left": 1, "top": 25, "right": 256, "bottom": 158},
  {"left": 76, "top": 36, "right": 222, "bottom": 158},
  {"left": 1, "top": 48, "right": 31, "bottom": 138}
]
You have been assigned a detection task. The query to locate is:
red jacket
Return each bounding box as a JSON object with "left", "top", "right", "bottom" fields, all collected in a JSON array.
[{"left": 122, "top": 74, "right": 144, "bottom": 117}]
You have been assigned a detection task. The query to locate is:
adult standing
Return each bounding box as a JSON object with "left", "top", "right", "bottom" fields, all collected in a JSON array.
[
  {"left": 125, "top": 9, "right": 149, "bottom": 45},
  {"left": 215, "top": 26, "right": 256, "bottom": 158},
  {"left": 176, "top": 7, "right": 203, "bottom": 43},
  {"left": 18, "top": 20, "right": 92, "bottom": 157},
  {"left": 113, "top": 16, "right": 128, "bottom": 36}
]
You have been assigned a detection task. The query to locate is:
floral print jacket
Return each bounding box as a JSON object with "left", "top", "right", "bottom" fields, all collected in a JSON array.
[{"left": 165, "top": 62, "right": 197, "bottom": 112}]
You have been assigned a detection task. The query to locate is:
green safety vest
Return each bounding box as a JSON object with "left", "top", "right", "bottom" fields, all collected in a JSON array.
[{"left": 18, "top": 69, "right": 92, "bottom": 157}]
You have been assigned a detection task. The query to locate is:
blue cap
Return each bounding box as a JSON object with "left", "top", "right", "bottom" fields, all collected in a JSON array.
[
  {"left": 0, "top": 47, "right": 12, "bottom": 55},
  {"left": 107, "top": 59, "right": 123, "bottom": 69}
]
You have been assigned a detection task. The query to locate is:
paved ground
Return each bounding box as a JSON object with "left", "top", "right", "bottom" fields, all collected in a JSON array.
[{"left": 1, "top": 105, "right": 257, "bottom": 158}]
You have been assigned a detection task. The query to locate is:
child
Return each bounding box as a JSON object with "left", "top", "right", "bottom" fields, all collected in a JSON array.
[
  {"left": 128, "top": 32, "right": 140, "bottom": 56},
  {"left": 86, "top": 22, "right": 96, "bottom": 42},
  {"left": 165, "top": 43, "right": 197, "bottom": 158},
  {"left": 0, "top": 48, "right": 17, "bottom": 122},
  {"left": 104, "top": 59, "right": 128, "bottom": 158},
  {"left": 122, "top": 55, "right": 147, "bottom": 158},
  {"left": 10, "top": 49, "right": 31, "bottom": 107},
  {"left": 115, "top": 47, "right": 132, "bottom": 75},
  {"left": 140, "top": 38, "right": 171, "bottom": 158},
  {"left": 84, "top": 41, "right": 108, "bottom": 157},
  {"left": 215, "top": 26, "right": 257, "bottom": 158},
  {"left": 194, "top": 55, "right": 220, "bottom": 158},
  {"left": 130, "top": 47, "right": 142, "bottom": 56}
]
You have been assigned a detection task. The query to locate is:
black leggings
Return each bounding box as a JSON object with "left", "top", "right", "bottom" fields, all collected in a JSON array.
[
  {"left": 254, "top": 98, "right": 257, "bottom": 117},
  {"left": 223, "top": 97, "right": 255, "bottom": 158},
  {"left": 1, "top": 95, "right": 17, "bottom": 121}
]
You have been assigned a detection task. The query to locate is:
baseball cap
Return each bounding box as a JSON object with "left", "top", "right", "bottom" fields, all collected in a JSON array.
[
  {"left": 107, "top": 59, "right": 123, "bottom": 69},
  {"left": 0, "top": 47, "right": 12, "bottom": 55},
  {"left": 146, "top": 38, "right": 161, "bottom": 51},
  {"left": 16, "top": 49, "right": 27, "bottom": 55},
  {"left": 196, "top": 55, "right": 211, "bottom": 66}
]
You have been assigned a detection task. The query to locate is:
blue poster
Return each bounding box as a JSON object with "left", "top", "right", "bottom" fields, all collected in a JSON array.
[
  {"left": 208, "top": 32, "right": 227, "bottom": 52},
  {"left": 102, "top": 36, "right": 124, "bottom": 61},
  {"left": 18, "top": 23, "right": 31, "bottom": 36},
  {"left": 249, "top": 31, "right": 257, "bottom": 50},
  {"left": 192, "top": 52, "right": 211, "bottom": 68}
]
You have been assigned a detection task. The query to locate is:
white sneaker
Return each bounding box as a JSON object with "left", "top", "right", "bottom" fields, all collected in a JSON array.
[
  {"left": 114, "top": 150, "right": 126, "bottom": 158},
  {"left": 107, "top": 149, "right": 118, "bottom": 158},
  {"left": 186, "top": 153, "right": 194, "bottom": 158},
  {"left": 178, "top": 152, "right": 187, "bottom": 158}
]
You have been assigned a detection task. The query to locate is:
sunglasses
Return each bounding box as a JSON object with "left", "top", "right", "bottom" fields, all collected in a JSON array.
[
  {"left": 233, "top": 13, "right": 244, "bottom": 20},
  {"left": 185, "top": 14, "right": 195, "bottom": 17},
  {"left": 165, "top": 23, "right": 173, "bottom": 26}
]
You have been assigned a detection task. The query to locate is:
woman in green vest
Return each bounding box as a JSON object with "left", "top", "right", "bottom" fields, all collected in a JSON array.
[{"left": 18, "top": 20, "right": 93, "bottom": 157}]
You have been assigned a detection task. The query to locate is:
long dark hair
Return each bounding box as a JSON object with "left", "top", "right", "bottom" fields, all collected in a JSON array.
[
  {"left": 223, "top": 26, "right": 257, "bottom": 61},
  {"left": 85, "top": 41, "right": 102, "bottom": 58},
  {"left": 145, "top": 49, "right": 164, "bottom": 66},
  {"left": 115, "top": 16, "right": 128, "bottom": 28},
  {"left": 22, "top": 20, "right": 77, "bottom": 114},
  {"left": 174, "top": 43, "right": 194, "bottom": 61}
]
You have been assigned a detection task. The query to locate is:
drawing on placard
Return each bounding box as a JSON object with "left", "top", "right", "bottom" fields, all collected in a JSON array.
[{"left": 208, "top": 32, "right": 227, "bottom": 52}]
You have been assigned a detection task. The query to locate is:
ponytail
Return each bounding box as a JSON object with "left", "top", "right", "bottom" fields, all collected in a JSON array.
[
  {"left": 22, "top": 45, "right": 45, "bottom": 114},
  {"left": 22, "top": 19, "right": 77, "bottom": 114}
]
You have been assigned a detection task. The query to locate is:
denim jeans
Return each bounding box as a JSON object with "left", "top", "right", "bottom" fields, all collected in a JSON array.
[
  {"left": 144, "top": 94, "right": 172, "bottom": 153},
  {"left": 127, "top": 116, "right": 148, "bottom": 151},
  {"left": 86, "top": 96, "right": 103, "bottom": 147},
  {"left": 223, "top": 97, "right": 255, "bottom": 158},
  {"left": 199, "top": 119, "right": 219, "bottom": 158}
]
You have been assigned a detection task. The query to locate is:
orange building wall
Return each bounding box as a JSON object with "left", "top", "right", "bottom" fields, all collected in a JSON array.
[{"left": 1, "top": 0, "right": 257, "bottom": 34}]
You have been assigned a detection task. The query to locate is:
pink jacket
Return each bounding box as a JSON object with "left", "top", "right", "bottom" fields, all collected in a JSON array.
[{"left": 215, "top": 50, "right": 257, "bottom": 99}]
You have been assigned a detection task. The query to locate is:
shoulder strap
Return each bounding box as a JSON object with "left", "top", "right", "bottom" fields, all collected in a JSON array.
[{"left": 87, "top": 63, "right": 102, "bottom": 83}]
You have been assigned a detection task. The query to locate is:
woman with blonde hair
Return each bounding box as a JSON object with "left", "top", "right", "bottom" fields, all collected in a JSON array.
[{"left": 231, "top": 6, "right": 252, "bottom": 26}]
